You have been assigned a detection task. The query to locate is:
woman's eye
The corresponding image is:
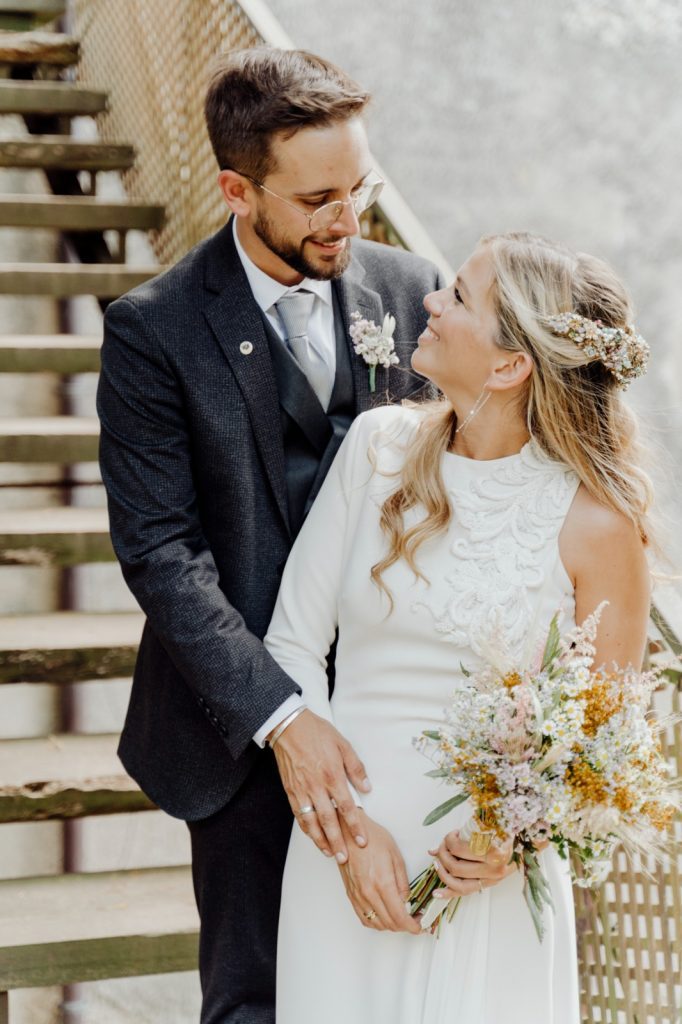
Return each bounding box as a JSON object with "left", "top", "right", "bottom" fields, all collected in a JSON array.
[{"left": 454, "top": 287, "right": 464, "bottom": 304}]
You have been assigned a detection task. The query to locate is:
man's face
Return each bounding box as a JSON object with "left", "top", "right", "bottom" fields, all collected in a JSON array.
[{"left": 249, "top": 118, "right": 373, "bottom": 281}]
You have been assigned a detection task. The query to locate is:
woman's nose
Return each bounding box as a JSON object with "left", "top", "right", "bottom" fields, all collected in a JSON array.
[{"left": 424, "top": 288, "right": 445, "bottom": 315}]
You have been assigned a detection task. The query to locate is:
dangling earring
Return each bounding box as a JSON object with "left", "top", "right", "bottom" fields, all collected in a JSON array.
[{"left": 454, "top": 387, "right": 491, "bottom": 435}]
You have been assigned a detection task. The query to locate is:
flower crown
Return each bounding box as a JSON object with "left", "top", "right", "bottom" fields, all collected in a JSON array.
[{"left": 546, "top": 312, "right": 650, "bottom": 390}]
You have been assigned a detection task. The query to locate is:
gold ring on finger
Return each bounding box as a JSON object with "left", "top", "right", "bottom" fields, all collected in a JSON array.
[
  {"left": 364, "top": 909, "right": 377, "bottom": 921},
  {"left": 298, "top": 804, "right": 315, "bottom": 816}
]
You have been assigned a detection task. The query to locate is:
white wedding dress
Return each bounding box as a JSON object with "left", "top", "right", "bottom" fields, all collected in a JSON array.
[{"left": 265, "top": 404, "right": 582, "bottom": 1024}]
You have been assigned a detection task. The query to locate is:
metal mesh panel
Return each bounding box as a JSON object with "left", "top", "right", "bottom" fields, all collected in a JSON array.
[
  {"left": 71, "top": 3, "right": 681, "bottom": 1020},
  {"left": 73, "top": 0, "right": 261, "bottom": 264}
]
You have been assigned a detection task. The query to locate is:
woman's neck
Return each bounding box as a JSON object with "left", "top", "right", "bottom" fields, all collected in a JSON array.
[{"left": 448, "top": 401, "right": 530, "bottom": 461}]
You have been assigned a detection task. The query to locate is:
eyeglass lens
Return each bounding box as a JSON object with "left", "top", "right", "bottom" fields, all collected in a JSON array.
[{"left": 309, "top": 179, "right": 383, "bottom": 231}]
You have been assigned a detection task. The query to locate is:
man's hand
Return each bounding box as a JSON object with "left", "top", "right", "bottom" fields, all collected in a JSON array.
[
  {"left": 338, "top": 811, "right": 422, "bottom": 934},
  {"left": 270, "top": 709, "right": 371, "bottom": 864}
]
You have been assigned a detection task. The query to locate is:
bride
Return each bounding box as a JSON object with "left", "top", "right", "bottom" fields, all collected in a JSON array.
[{"left": 264, "top": 231, "right": 652, "bottom": 1023}]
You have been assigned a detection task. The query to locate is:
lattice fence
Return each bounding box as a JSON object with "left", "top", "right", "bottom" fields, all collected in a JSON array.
[{"left": 71, "top": 2, "right": 681, "bottom": 1020}]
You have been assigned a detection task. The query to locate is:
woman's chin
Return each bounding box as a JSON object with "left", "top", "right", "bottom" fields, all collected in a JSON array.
[{"left": 410, "top": 349, "right": 435, "bottom": 384}]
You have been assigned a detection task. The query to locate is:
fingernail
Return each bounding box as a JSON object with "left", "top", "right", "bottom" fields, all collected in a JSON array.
[
  {"left": 355, "top": 836, "right": 367, "bottom": 847},
  {"left": 335, "top": 852, "right": 347, "bottom": 864},
  {"left": 359, "top": 778, "right": 372, "bottom": 793},
  {"left": 322, "top": 849, "right": 333, "bottom": 858},
  {"left": 427, "top": 848, "right": 438, "bottom": 856},
  {"left": 433, "top": 889, "right": 447, "bottom": 899}
]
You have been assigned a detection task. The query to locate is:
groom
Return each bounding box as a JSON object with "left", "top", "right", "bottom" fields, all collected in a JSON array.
[{"left": 98, "top": 47, "right": 443, "bottom": 1023}]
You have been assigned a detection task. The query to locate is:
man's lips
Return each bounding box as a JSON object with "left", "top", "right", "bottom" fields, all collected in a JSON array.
[{"left": 309, "top": 238, "right": 347, "bottom": 254}]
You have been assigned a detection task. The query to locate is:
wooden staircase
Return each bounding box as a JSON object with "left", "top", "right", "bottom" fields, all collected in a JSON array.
[{"left": 0, "top": 4, "right": 197, "bottom": 1020}]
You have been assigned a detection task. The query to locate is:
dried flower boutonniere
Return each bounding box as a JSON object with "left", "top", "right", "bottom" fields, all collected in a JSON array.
[{"left": 349, "top": 311, "right": 400, "bottom": 392}]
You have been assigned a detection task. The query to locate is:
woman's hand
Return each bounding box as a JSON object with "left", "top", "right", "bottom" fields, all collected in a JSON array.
[
  {"left": 428, "top": 830, "right": 517, "bottom": 899},
  {"left": 338, "top": 811, "right": 422, "bottom": 934}
]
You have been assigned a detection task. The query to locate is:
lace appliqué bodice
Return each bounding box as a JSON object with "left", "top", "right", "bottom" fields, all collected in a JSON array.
[{"left": 412, "top": 440, "right": 580, "bottom": 660}]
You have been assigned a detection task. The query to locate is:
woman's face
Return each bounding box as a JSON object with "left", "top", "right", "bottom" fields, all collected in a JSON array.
[{"left": 412, "top": 244, "right": 501, "bottom": 402}]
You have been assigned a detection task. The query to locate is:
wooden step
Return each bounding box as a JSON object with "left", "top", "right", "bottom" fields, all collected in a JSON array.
[
  {"left": 0, "top": 79, "right": 107, "bottom": 116},
  {"left": 0, "top": 0, "right": 64, "bottom": 31},
  {"left": 0, "top": 135, "right": 135, "bottom": 172},
  {"left": 0, "top": 263, "right": 163, "bottom": 297},
  {"left": 0, "top": 194, "right": 165, "bottom": 232},
  {"left": 0, "top": 505, "right": 113, "bottom": 565},
  {"left": 0, "top": 31, "right": 78, "bottom": 65},
  {"left": 0, "top": 732, "right": 155, "bottom": 822},
  {"left": 0, "top": 866, "right": 197, "bottom": 989},
  {"left": 0, "top": 0, "right": 64, "bottom": 15},
  {"left": 0, "top": 610, "right": 143, "bottom": 683},
  {"left": 0, "top": 333, "right": 101, "bottom": 372},
  {"left": 0, "top": 415, "right": 99, "bottom": 461}
]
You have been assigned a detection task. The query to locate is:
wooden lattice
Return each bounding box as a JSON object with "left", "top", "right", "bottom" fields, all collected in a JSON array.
[{"left": 71, "top": 3, "right": 681, "bottom": 1020}]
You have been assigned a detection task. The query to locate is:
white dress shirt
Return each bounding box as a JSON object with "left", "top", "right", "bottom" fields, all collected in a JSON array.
[
  {"left": 232, "top": 217, "right": 336, "bottom": 382},
  {"left": 232, "top": 218, "right": 336, "bottom": 746}
]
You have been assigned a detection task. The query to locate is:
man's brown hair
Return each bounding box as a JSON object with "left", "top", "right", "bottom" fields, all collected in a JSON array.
[{"left": 204, "top": 47, "right": 370, "bottom": 180}]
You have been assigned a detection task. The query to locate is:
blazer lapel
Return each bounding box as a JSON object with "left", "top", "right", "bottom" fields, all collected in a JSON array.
[
  {"left": 203, "top": 226, "right": 290, "bottom": 534},
  {"left": 334, "top": 254, "right": 388, "bottom": 413}
]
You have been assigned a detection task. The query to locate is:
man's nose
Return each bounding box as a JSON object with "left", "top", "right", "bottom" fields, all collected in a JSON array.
[{"left": 330, "top": 200, "right": 361, "bottom": 237}]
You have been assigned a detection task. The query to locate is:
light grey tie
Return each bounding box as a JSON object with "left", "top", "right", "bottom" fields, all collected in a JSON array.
[{"left": 275, "top": 290, "right": 330, "bottom": 409}]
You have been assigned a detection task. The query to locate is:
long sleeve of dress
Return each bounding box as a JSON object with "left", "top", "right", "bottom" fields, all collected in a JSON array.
[{"left": 264, "top": 409, "right": 379, "bottom": 724}]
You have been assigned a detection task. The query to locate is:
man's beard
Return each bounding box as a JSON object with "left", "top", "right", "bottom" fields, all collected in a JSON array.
[{"left": 253, "top": 205, "right": 352, "bottom": 280}]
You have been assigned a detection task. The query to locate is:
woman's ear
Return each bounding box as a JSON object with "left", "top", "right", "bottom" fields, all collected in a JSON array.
[
  {"left": 487, "top": 350, "right": 533, "bottom": 392},
  {"left": 217, "top": 170, "right": 254, "bottom": 217}
]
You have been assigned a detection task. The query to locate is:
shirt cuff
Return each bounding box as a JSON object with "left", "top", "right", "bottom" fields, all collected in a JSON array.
[{"left": 253, "top": 694, "right": 307, "bottom": 748}]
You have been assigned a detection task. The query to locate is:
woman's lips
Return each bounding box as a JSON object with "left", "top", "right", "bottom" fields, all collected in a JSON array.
[{"left": 418, "top": 324, "right": 439, "bottom": 343}]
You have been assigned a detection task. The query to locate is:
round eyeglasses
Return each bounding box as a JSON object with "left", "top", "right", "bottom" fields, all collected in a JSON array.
[{"left": 235, "top": 170, "right": 385, "bottom": 232}]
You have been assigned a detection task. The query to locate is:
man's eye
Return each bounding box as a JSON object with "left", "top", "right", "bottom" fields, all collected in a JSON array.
[{"left": 304, "top": 197, "right": 326, "bottom": 208}]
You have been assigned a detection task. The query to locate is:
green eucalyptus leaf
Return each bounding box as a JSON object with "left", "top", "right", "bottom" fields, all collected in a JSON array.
[
  {"left": 541, "top": 614, "right": 562, "bottom": 671},
  {"left": 423, "top": 791, "right": 469, "bottom": 825}
]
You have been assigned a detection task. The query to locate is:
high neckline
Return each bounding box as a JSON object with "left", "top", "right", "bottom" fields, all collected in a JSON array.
[{"left": 443, "top": 439, "right": 534, "bottom": 466}]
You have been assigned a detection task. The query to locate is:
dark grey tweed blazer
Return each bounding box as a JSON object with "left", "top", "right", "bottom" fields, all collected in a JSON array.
[{"left": 97, "top": 223, "right": 444, "bottom": 820}]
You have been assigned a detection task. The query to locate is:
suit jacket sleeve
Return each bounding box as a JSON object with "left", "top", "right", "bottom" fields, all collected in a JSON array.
[{"left": 97, "top": 296, "right": 301, "bottom": 761}]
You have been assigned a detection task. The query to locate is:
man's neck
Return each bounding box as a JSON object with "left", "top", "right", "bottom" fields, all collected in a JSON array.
[{"left": 234, "top": 216, "right": 304, "bottom": 286}]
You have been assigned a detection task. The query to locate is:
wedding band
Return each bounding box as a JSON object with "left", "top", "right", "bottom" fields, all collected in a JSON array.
[
  {"left": 298, "top": 805, "right": 315, "bottom": 816},
  {"left": 364, "top": 909, "right": 377, "bottom": 921}
]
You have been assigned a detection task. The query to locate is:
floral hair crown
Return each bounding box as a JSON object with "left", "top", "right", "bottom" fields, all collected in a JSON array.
[{"left": 546, "top": 311, "right": 650, "bottom": 390}]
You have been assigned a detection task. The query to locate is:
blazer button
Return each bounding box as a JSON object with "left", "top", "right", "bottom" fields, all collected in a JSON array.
[{"left": 239, "top": 341, "right": 253, "bottom": 355}]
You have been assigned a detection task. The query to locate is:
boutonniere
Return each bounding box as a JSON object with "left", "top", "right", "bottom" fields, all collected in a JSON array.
[{"left": 349, "top": 311, "right": 400, "bottom": 392}]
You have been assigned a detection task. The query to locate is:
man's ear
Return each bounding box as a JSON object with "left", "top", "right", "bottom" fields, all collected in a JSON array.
[
  {"left": 487, "top": 350, "right": 533, "bottom": 392},
  {"left": 217, "top": 170, "right": 255, "bottom": 217}
]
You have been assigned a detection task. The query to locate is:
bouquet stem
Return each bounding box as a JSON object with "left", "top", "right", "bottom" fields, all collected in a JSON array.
[{"left": 407, "top": 864, "right": 461, "bottom": 934}]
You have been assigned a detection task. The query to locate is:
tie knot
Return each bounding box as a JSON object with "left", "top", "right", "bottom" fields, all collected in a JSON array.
[{"left": 275, "top": 289, "right": 315, "bottom": 342}]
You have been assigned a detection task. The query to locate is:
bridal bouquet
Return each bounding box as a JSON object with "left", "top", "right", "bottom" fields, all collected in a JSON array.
[{"left": 408, "top": 604, "right": 679, "bottom": 940}]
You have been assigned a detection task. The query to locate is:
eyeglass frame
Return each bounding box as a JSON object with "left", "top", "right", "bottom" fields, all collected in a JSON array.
[{"left": 231, "top": 168, "right": 385, "bottom": 232}]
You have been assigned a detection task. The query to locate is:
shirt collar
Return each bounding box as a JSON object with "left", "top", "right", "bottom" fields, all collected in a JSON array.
[{"left": 232, "top": 216, "right": 332, "bottom": 313}]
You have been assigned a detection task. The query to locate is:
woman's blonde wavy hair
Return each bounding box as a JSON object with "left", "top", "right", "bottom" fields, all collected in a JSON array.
[{"left": 371, "top": 232, "right": 654, "bottom": 605}]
